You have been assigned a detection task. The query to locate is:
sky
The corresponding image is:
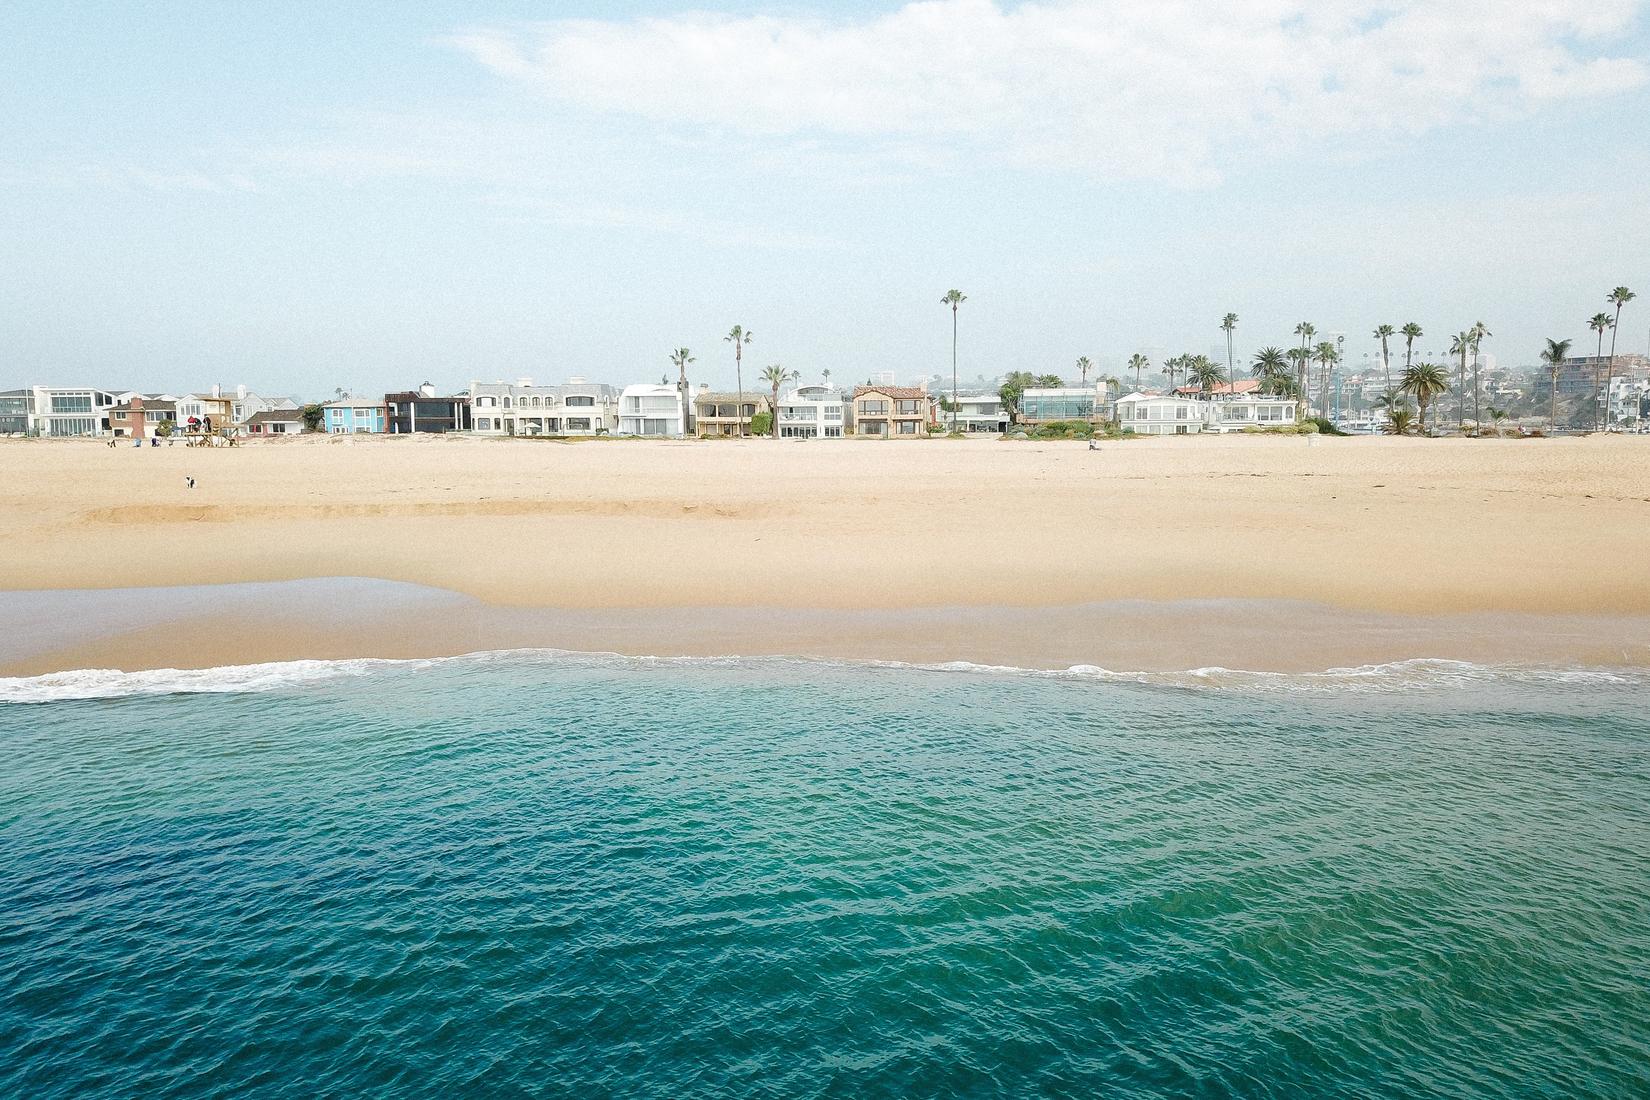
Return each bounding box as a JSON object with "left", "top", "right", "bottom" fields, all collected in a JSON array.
[{"left": 3, "top": 0, "right": 1648, "bottom": 398}]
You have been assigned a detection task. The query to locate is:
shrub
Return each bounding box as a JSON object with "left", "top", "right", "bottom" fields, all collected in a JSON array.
[
  {"left": 1306, "top": 417, "right": 1346, "bottom": 436},
  {"left": 749, "top": 411, "right": 773, "bottom": 436},
  {"left": 1028, "top": 419, "right": 1095, "bottom": 440}
]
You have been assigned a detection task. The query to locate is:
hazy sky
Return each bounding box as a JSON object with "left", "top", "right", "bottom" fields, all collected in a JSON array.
[{"left": 3, "top": 1, "right": 1647, "bottom": 397}]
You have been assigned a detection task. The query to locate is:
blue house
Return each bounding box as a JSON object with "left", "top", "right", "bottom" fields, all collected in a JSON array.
[{"left": 322, "top": 396, "right": 387, "bottom": 434}]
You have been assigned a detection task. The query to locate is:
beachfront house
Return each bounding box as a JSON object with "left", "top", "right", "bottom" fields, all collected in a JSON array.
[
  {"left": 19, "top": 386, "right": 124, "bottom": 437},
  {"left": 108, "top": 395, "right": 179, "bottom": 439},
  {"left": 775, "top": 384, "right": 846, "bottom": 439},
  {"left": 1172, "top": 380, "right": 1298, "bottom": 433},
  {"left": 469, "top": 378, "right": 619, "bottom": 436},
  {"left": 1018, "top": 385, "right": 1107, "bottom": 430},
  {"left": 851, "top": 385, "right": 933, "bottom": 437},
  {"left": 243, "top": 409, "right": 306, "bottom": 436},
  {"left": 1116, "top": 388, "right": 1298, "bottom": 435},
  {"left": 945, "top": 393, "right": 1009, "bottom": 434},
  {"left": 695, "top": 391, "right": 769, "bottom": 437},
  {"left": 230, "top": 388, "right": 298, "bottom": 428},
  {"left": 0, "top": 390, "right": 29, "bottom": 435},
  {"left": 176, "top": 389, "right": 239, "bottom": 435},
  {"left": 1116, "top": 393, "right": 1205, "bottom": 434},
  {"left": 322, "top": 396, "right": 388, "bottom": 434},
  {"left": 386, "top": 384, "right": 473, "bottom": 434},
  {"left": 619, "top": 383, "right": 691, "bottom": 437}
]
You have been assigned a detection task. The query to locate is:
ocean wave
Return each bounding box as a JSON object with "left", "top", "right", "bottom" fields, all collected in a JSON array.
[{"left": 3, "top": 650, "right": 1646, "bottom": 703}]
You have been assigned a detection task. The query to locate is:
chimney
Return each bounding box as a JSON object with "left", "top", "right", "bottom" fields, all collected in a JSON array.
[
  {"left": 566, "top": 375, "right": 586, "bottom": 385},
  {"left": 516, "top": 376, "right": 533, "bottom": 388},
  {"left": 419, "top": 382, "right": 436, "bottom": 398},
  {"left": 236, "top": 384, "right": 247, "bottom": 400},
  {"left": 211, "top": 383, "right": 221, "bottom": 398}
]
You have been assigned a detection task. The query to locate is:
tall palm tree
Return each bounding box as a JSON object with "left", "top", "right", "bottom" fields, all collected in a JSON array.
[
  {"left": 670, "top": 347, "right": 696, "bottom": 436},
  {"left": 1162, "top": 355, "right": 1183, "bottom": 390},
  {"left": 1606, "top": 287, "right": 1635, "bottom": 427},
  {"left": 1373, "top": 324, "right": 1396, "bottom": 394},
  {"left": 725, "top": 325, "right": 753, "bottom": 437},
  {"left": 1587, "top": 312, "right": 1614, "bottom": 431},
  {"left": 1251, "top": 347, "right": 1289, "bottom": 395},
  {"left": 1401, "top": 362, "right": 1449, "bottom": 434},
  {"left": 1220, "top": 313, "right": 1238, "bottom": 382},
  {"left": 760, "top": 364, "right": 797, "bottom": 440},
  {"left": 1540, "top": 338, "right": 1572, "bottom": 430},
  {"left": 1285, "top": 347, "right": 1311, "bottom": 414},
  {"left": 1467, "top": 321, "right": 1491, "bottom": 432},
  {"left": 1401, "top": 322, "right": 1423, "bottom": 377},
  {"left": 1127, "top": 354, "right": 1149, "bottom": 391},
  {"left": 1448, "top": 331, "right": 1472, "bottom": 428},
  {"left": 1312, "top": 340, "right": 1339, "bottom": 420},
  {"left": 1293, "top": 322, "right": 1316, "bottom": 410},
  {"left": 942, "top": 289, "right": 966, "bottom": 431},
  {"left": 1075, "top": 356, "right": 1093, "bottom": 385}
]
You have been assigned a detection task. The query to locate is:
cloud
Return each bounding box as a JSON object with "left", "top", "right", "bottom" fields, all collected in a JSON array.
[{"left": 451, "top": 0, "right": 1648, "bottom": 184}]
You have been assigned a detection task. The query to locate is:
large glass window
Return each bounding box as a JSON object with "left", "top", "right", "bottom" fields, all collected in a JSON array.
[
  {"left": 565, "top": 396, "right": 594, "bottom": 407},
  {"left": 861, "top": 400, "right": 888, "bottom": 415},
  {"left": 896, "top": 400, "right": 921, "bottom": 415},
  {"left": 51, "top": 394, "right": 93, "bottom": 414}
]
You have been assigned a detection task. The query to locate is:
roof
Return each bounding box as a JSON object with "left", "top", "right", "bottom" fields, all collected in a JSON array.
[
  {"left": 245, "top": 409, "right": 305, "bottom": 424},
  {"left": 695, "top": 392, "right": 769, "bottom": 404},
  {"left": 853, "top": 385, "right": 929, "bottom": 400},
  {"left": 322, "top": 396, "right": 385, "bottom": 408},
  {"left": 1174, "top": 379, "right": 1261, "bottom": 396}
]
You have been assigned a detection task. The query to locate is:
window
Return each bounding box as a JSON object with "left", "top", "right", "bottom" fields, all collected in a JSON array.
[
  {"left": 477, "top": 418, "right": 493, "bottom": 430},
  {"left": 898, "top": 420, "right": 918, "bottom": 434},
  {"left": 1176, "top": 425, "right": 1188, "bottom": 434},
  {"left": 51, "top": 394, "right": 93, "bottom": 414},
  {"left": 824, "top": 407, "right": 842, "bottom": 419},
  {"left": 897, "top": 400, "right": 921, "bottom": 415},
  {"left": 502, "top": 397, "right": 513, "bottom": 408},
  {"left": 477, "top": 396, "right": 496, "bottom": 407},
  {"left": 565, "top": 395, "right": 594, "bottom": 407},
  {"left": 861, "top": 400, "right": 889, "bottom": 415},
  {"left": 717, "top": 404, "right": 736, "bottom": 418},
  {"left": 567, "top": 418, "right": 590, "bottom": 431},
  {"left": 1176, "top": 407, "right": 1189, "bottom": 419},
  {"left": 741, "top": 404, "right": 756, "bottom": 417}
]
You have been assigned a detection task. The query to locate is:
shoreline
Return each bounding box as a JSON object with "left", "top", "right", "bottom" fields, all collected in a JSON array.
[{"left": 5, "top": 579, "right": 1650, "bottom": 679}]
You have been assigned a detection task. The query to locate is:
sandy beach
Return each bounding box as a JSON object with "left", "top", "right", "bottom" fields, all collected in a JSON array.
[{"left": 4, "top": 432, "right": 1649, "bottom": 674}]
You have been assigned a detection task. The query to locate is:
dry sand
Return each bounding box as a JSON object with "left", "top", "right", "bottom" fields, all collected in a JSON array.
[{"left": 4, "top": 432, "right": 1649, "bottom": 673}]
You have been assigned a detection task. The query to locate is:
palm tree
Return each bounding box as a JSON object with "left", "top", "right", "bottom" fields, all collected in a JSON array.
[
  {"left": 1161, "top": 355, "right": 1184, "bottom": 390},
  {"left": 1075, "top": 356, "right": 1093, "bottom": 385},
  {"left": 822, "top": 368, "right": 832, "bottom": 389},
  {"left": 942, "top": 289, "right": 966, "bottom": 431},
  {"left": 1487, "top": 407, "right": 1510, "bottom": 438},
  {"left": 1401, "top": 322, "right": 1423, "bottom": 376},
  {"left": 1540, "top": 338, "right": 1572, "bottom": 430},
  {"left": 1220, "top": 313, "right": 1238, "bottom": 382},
  {"left": 1127, "top": 354, "right": 1149, "bottom": 391},
  {"left": 1374, "top": 388, "right": 1409, "bottom": 430},
  {"left": 1251, "top": 347, "right": 1289, "bottom": 395},
  {"left": 1587, "top": 312, "right": 1614, "bottom": 430},
  {"left": 1467, "top": 321, "right": 1491, "bottom": 431},
  {"left": 670, "top": 347, "right": 696, "bottom": 436},
  {"left": 1312, "top": 340, "right": 1339, "bottom": 420},
  {"left": 1293, "top": 322, "right": 1316, "bottom": 409},
  {"left": 1188, "top": 355, "right": 1225, "bottom": 395},
  {"left": 725, "top": 325, "right": 753, "bottom": 437},
  {"left": 1385, "top": 407, "right": 1415, "bottom": 436},
  {"left": 1401, "top": 362, "right": 1449, "bottom": 434},
  {"left": 1606, "top": 287, "right": 1635, "bottom": 427},
  {"left": 1373, "top": 324, "right": 1396, "bottom": 394},
  {"left": 760, "top": 364, "right": 798, "bottom": 439},
  {"left": 1447, "top": 331, "right": 1472, "bottom": 429}
]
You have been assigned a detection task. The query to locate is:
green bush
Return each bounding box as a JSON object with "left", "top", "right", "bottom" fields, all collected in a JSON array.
[
  {"left": 1305, "top": 417, "right": 1346, "bottom": 436},
  {"left": 1028, "top": 420, "right": 1095, "bottom": 440},
  {"left": 749, "top": 411, "right": 773, "bottom": 436}
]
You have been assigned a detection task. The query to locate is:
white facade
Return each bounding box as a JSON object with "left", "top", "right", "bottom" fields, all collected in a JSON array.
[
  {"left": 470, "top": 378, "right": 619, "bottom": 436},
  {"left": 619, "top": 383, "right": 690, "bottom": 436},
  {"left": 776, "top": 384, "right": 846, "bottom": 438},
  {"left": 947, "top": 393, "right": 1008, "bottom": 433},
  {"left": 23, "top": 386, "right": 123, "bottom": 437},
  {"left": 1117, "top": 393, "right": 1298, "bottom": 435}
]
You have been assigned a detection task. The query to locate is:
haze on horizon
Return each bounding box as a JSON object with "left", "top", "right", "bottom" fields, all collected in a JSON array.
[{"left": 3, "top": 0, "right": 1647, "bottom": 399}]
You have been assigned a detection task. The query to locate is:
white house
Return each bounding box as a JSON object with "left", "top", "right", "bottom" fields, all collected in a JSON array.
[
  {"left": 20, "top": 386, "right": 125, "bottom": 437},
  {"left": 946, "top": 393, "right": 1009, "bottom": 433},
  {"left": 469, "top": 378, "right": 619, "bottom": 436},
  {"left": 1118, "top": 384, "right": 1298, "bottom": 435},
  {"left": 1116, "top": 393, "right": 1206, "bottom": 434},
  {"left": 619, "top": 383, "right": 691, "bottom": 436},
  {"left": 775, "top": 384, "right": 847, "bottom": 439}
]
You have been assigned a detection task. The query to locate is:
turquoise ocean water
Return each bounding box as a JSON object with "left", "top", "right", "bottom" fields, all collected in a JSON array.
[{"left": 2, "top": 653, "right": 1647, "bottom": 1097}]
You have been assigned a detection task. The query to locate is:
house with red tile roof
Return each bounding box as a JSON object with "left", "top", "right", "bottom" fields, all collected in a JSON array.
[{"left": 851, "top": 385, "right": 934, "bottom": 438}]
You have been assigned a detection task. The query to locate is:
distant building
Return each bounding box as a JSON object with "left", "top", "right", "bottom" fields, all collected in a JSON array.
[
  {"left": 386, "top": 384, "right": 472, "bottom": 434},
  {"left": 21, "top": 387, "right": 124, "bottom": 437},
  {"left": 947, "top": 393, "right": 1008, "bottom": 433},
  {"left": 774, "top": 385, "right": 845, "bottom": 439},
  {"left": 470, "top": 378, "right": 618, "bottom": 436},
  {"left": 0, "top": 390, "right": 28, "bottom": 435},
  {"left": 108, "top": 396, "right": 179, "bottom": 439},
  {"left": 1118, "top": 386, "right": 1297, "bottom": 434},
  {"left": 1546, "top": 353, "right": 1650, "bottom": 398},
  {"left": 851, "top": 385, "right": 933, "bottom": 437},
  {"left": 619, "top": 383, "right": 691, "bottom": 436},
  {"left": 243, "top": 409, "right": 306, "bottom": 437},
  {"left": 322, "top": 396, "right": 388, "bottom": 434},
  {"left": 695, "top": 391, "right": 768, "bottom": 437},
  {"left": 176, "top": 390, "right": 236, "bottom": 433},
  {"left": 1019, "top": 385, "right": 1104, "bottom": 428}
]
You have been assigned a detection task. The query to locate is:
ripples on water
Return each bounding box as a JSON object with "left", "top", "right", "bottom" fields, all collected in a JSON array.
[{"left": 2, "top": 656, "right": 1648, "bottom": 1098}]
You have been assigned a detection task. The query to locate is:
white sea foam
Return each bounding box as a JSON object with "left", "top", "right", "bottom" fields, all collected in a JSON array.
[{"left": 2, "top": 650, "right": 1644, "bottom": 703}]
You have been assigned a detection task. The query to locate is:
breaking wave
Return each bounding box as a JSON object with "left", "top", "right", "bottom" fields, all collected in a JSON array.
[{"left": 3, "top": 650, "right": 1646, "bottom": 703}]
